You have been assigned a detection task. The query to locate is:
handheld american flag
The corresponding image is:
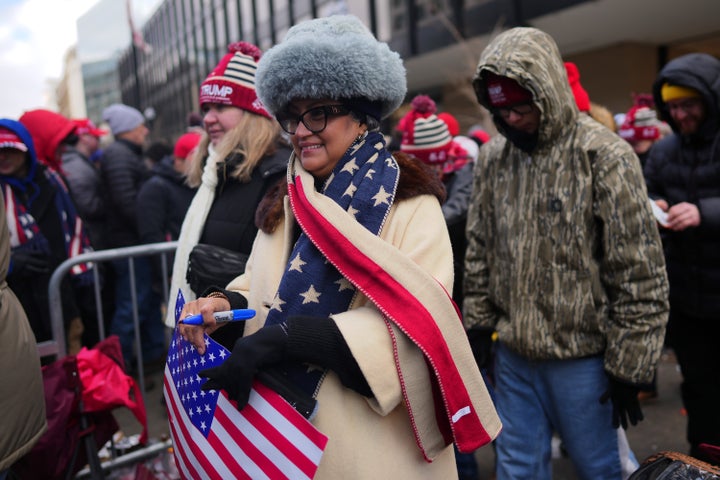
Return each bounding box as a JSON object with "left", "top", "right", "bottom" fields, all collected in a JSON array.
[{"left": 163, "top": 291, "right": 328, "bottom": 479}]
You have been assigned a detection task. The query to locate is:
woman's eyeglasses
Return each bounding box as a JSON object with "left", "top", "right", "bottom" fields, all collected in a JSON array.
[
  {"left": 492, "top": 102, "right": 534, "bottom": 119},
  {"left": 277, "top": 105, "right": 351, "bottom": 135}
]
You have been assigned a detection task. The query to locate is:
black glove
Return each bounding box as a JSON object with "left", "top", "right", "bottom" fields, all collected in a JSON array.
[
  {"left": 11, "top": 249, "right": 50, "bottom": 276},
  {"left": 599, "top": 374, "right": 644, "bottom": 429},
  {"left": 199, "top": 324, "right": 288, "bottom": 409},
  {"left": 467, "top": 326, "right": 496, "bottom": 370}
]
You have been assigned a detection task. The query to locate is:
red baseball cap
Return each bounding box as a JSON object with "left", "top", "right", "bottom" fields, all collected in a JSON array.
[
  {"left": 0, "top": 127, "right": 28, "bottom": 152},
  {"left": 72, "top": 118, "right": 108, "bottom": 137}
]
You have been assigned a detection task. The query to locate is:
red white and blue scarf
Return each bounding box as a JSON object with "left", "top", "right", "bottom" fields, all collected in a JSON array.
[
  {"left": 268, "top": 131, "right": 501, "bottom": 460},
  {"left": 264, "top": 131, "right": 399, "bottom": 392},
  {"left": 3, "top": 167, "right": 94, "bottom": 282}
]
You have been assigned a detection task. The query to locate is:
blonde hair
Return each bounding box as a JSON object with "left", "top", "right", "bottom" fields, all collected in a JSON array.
[
  {"left": 186, "top": 112, "right": 280, "bottom": 187},
  {"left": 588, "top": 102, "right": 617, "bottom": 132}
]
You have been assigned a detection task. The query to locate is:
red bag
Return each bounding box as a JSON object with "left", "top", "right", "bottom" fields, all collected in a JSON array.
[
  {"left": 76, "top": 335, "right": 148, "bottom": 444},
  {"left": 12, "top": 336, "right": 147, "bottom": 480},
  {"left": 12, "top": 354, "right": 117, "bottom": 480}
]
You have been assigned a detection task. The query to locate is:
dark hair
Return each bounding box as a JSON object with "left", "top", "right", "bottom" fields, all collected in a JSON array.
[
  {"left": 62, "top": 133, "right": 79, "bottom": 147},
  {"left": 187, "top": 112, "right": 203, "bottom": 127},
  {"left": 145, "top": 141, "right": 172, "bottom": 162},
  {"left": 348, "top": 109, "right": 381, "bottom": 132}
]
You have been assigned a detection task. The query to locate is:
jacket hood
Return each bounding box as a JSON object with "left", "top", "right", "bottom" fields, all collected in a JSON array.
[
  {"left": 0, "top": 118, "right": 40, "bottom": 191},
  {"left": 472, "top": 27, "right": 578, "bottom": 150},
  {"left": 18, "top": 109, "right": 75, "bottom": 171},
  {"left": 153, "top": 155, "right": 185, "bottom": 184},
  {"left": 652, "top": 53, "right": 720, "bottom": 140}
]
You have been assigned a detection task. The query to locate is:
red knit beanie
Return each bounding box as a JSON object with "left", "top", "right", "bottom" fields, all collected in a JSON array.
[
  {"left": 618, "top": 106, "right": 661, "bottom": 143},
  {"left": 398, "top": 95, "right": 453, "bottom": 164},
  {"left": 437, "top": 112, "right": 460, "bottom": 136},
  {"left": 484, "top": 72, "right": 533, "bottom": 108},
  {"left": 199, "top": 42, "right": 271, "bottom": 118},
  {"left": 173, "top": 132, "right": 202, "bottom": 160},
  {"left": 564, "top": 62, "right": 591, "bottom": 112}
]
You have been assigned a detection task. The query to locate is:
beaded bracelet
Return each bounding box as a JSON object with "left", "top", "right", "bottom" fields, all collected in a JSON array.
[{"left": 205, "top": 291, "right": 229, "bottom": 302}]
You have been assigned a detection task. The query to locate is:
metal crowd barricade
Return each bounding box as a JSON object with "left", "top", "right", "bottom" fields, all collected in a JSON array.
[{"left": 42, "top": 241, "right": 178, "bottom": 479}]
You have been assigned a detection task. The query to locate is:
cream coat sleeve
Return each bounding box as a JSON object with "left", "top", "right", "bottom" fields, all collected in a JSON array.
[{"left": 332, "top": 194, "right": 455, "bottom": 415}]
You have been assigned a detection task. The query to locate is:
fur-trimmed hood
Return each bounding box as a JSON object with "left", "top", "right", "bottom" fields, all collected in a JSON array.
[{"left": 255, "top": 151, "right": 445, "bottom": 233}]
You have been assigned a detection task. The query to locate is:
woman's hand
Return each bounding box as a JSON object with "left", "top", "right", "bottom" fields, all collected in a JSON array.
[{"left": 177, "top": 295, "right": 231, "bottom": 354}]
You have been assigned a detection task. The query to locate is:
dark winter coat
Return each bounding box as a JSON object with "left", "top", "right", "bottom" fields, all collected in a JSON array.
[
  {"left": 137, "top": 155, "right": 196, "bottom": 286},
  {"left": 99, "top": 138, "right": 152, "bottom": 248},
  {"left": 199, "top": 147, "right": 291, "bottom": 255},
  {"left": 62, "top": 147, "right": 108, "bottom": 249},
  {"left": 0, "top": 119, "right": 80, "bottom": 342},
  {"left": 441, "top": 162, "right": 472, "bottom": 307},
  {"left": 137, "top": 155, "right": 196, "bottom": 245},
  {"left": 644, "top": 53, "right": 720, "bottom": 318}
]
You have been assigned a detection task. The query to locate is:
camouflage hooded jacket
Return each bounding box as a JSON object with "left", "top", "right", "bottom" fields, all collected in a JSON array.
[{"left": 463, "top": 27, "right": 669, "bottom": 383}]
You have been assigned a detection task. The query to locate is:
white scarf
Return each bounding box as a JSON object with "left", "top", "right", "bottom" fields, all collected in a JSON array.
[{"left": 165, "top": 145, "right": 221, "bottom": 327}]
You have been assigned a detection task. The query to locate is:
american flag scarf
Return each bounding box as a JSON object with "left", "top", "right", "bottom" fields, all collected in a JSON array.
[
  {"left": 286, "top": 145, "right": 501, "bottom": 460},
  {"left": 263, "top": 131, "right": 399, "bottom": 396}
]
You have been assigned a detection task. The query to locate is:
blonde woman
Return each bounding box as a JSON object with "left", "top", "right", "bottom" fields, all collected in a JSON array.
[{"left": 166, "top": 42, "right": 291, "bottom": 328}]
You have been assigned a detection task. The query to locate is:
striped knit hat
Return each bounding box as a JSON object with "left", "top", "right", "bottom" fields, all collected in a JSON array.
[
  {"left": 199, "top": 42, "right": 271, "bottom": 118},
  {"left": 398, "top": 95, "right": 453, "bottom": 164}
]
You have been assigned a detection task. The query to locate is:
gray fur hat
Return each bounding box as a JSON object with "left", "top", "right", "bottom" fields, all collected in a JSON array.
[{"left": 255, "top": 15, "right": 406, "bottom": 120}]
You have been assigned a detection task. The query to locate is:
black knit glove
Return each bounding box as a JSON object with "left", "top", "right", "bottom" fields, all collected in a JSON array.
[
  {"left": 10, "top": 249, "right": 50, "bottom": 276},
  {"left": 467, "top": 326, "right": 496, "bottom": 371},
  {"left": 200, "top": 324, "right": 288, "bottom": 408},
  {"left": 599, "top": 374, "right": 644, "bottom": 429}
]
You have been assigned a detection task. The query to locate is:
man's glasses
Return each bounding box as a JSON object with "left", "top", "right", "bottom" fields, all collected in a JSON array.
[
  {"left": 666, "top": 98, "right": 702, "bottom": 114},
  {"left": 492, "top": 102, "right": 534, "bottom": 119},
  {"left": 277, "top": 104, "right": 351, "bottom": 135}
]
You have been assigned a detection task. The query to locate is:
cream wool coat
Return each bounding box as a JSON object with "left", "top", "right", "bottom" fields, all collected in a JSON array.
[{"left": 226, "top": 193, "right": 462, "bottom": 478}]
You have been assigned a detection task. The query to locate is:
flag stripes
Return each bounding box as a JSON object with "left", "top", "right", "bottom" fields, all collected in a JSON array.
[{"left": 164, "top": 345, "right": 328, "bottom": 479}]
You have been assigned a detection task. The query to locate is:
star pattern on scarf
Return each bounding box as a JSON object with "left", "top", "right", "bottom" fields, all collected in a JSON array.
[
  {"left": 270, "top": 294, "right": 286, "bottom": 313},
  {"left": 372, "top": 186, "right": 392, "bottom": 207},
  {"left": 343, "top": 183, "right": 357, "bottom": 198},
  {"left": 335, "top": 277, "right": 353, "bottom": 292},
  {"left": 347, "top": 206, "right": 359, "bottom": 218},
  {"left": 341, "top": 158, "right": 359, "bottom": 174},
  {"left": 300, "top": 285, "right": 321, "bottom": 304},
  {"left": 364, "top": 169, "right": 375, "bottom": 179},
  {"left": 289, "top": 253, "right": 306, "bottom": 272}
]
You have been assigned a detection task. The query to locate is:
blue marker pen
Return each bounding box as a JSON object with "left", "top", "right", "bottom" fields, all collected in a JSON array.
[{"left": 180, "top": 309, "right": 256, "bottom": 326}]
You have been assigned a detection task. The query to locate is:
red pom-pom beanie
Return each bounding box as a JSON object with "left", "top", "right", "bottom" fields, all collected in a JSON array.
[{"left": 199, "top": 42, "right": 271, "bottom": 118}]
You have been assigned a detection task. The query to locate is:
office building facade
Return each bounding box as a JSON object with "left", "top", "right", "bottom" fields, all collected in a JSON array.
[{"left": 117, "top": 0, "right": 720, "bottom": 142}]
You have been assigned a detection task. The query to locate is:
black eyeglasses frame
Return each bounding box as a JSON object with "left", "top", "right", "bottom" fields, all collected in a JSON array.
[{"left": 277, "top": 104, "right": 351, "bottom": 135}]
